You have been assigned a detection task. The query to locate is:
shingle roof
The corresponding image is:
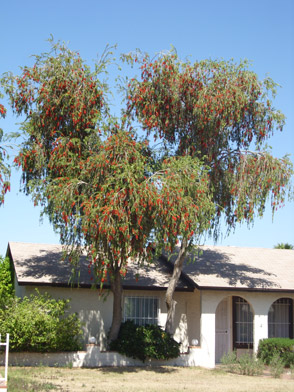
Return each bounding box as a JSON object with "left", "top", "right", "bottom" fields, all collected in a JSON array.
[
  {"left": 172, "top": 245, "right": 294, "bottom": 291},
  {"left": 8, "top": 242, "right": 294, "bottom": 292},
  {"left": 7, "top": 241, "right": 192, "bottom": 291}
]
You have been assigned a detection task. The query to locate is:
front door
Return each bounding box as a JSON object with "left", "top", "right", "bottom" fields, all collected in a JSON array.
[{"left": 215, "top": 297, "right": 230, "bottom": 363}]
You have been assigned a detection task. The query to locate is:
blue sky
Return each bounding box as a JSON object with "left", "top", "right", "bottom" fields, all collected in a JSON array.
[{"left": 0, "top": 0, "right": 293, "bottom": 256}]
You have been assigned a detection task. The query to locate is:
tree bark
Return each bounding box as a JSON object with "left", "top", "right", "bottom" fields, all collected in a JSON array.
[
  {"left": 165, "top": 238, "right": 188, "bottom": 334},
  {"left": 108, "top": 268, "right": 123, "bottom": 342}
]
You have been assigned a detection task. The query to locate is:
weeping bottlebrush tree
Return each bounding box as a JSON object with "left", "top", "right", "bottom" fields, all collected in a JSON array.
[
  {"left": 124, "top": 52, "right": 293, "bottom": 333},
  {"left": 2, "top": 42, "right": 293, "bottom": 339}
]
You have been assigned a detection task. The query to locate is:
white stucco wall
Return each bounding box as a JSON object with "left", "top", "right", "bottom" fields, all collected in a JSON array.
[
  {"left": 14, "top": 280, "right": 200, "bottom": 353},
  {"left": 172, "top": 290, "right": 201, "bottom": 352}
]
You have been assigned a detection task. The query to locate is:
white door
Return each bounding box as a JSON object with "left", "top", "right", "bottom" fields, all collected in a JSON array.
[{"left": 215, "top": 298, "right": 230, "bottom": 363}]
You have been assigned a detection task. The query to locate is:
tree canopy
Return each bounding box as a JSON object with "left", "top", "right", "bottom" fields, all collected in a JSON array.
[
  {"left": 125, "top": 54, "right": 291, "bottom": 231},
  {"left": 1, "top": 42, "right": 293, "bottom": 338},
  {"left": 124, "top": 52, "right": 293, "bottom": 331}
]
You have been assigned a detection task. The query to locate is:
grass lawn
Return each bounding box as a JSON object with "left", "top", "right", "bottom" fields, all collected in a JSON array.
[{"left": 1, "top": 365, "right": 294, "bottom": 392}]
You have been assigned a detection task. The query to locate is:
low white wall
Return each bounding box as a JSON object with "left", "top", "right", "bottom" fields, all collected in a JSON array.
[{"left": 0, "top": 344, "right": 206, "bottom": 368}]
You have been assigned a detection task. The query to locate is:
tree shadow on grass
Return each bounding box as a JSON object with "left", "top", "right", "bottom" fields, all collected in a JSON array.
[{"left": 99, "top": 366, "right": 178, "bottom": 374}]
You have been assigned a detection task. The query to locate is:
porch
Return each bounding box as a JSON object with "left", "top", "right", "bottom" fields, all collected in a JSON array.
[{"left": 199, "top": 290, "right": 294, "bottom": 367}]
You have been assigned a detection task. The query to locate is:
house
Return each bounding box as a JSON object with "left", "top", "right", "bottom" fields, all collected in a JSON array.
[{"left": 7, "top": 241, "right": 294, "bottom": 368}]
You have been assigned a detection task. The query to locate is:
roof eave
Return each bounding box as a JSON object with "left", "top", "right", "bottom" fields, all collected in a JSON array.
[
  {"left": 198, "top": 285, "right": 294, "bottom": 293},
  {"left": 17, "top": 281, "right": 194, "bottom": 292}
]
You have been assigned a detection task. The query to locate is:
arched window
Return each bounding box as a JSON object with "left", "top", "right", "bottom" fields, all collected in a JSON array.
[
  {"left": 268, "top": 298, "right": 293, "bottom": 339},
  {"left": 233, "top": 296, "right": 253, "bottom": 349}
]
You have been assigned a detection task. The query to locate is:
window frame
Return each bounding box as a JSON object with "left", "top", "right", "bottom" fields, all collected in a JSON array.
[
  {"left": 123, "top": 295, "right": 159, "bottom": 326},
  {"left": 233, "top": 296, "right": 254, "bottom": 349},
  {"left": 268, "top": 298, "right": 293, "bottom": 339}
]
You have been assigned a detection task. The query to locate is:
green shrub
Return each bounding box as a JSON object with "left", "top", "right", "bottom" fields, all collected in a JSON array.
[
  {"left": 257, "top": 338, "right": 294, "bottom": 367},
  {"left": 238, "top": 352, "right": 264, "bottom": 376},
  {"left": 0, "top": 256, "right": 14, "bottom": 304},
  {"left": 109, "top": 320, "right": 180, "bottom": 362},
  {"left": 221, "top": 351, "right": 264, "bottom": 376},
  {"left": 0, "top": 290, "right": 82, "bottom": 352},
  {"left": 220, "top": 351, "right": 238, "bottom": 373},
  {"left": 269, "top": 353, "right": 285, "bottom": 378}
]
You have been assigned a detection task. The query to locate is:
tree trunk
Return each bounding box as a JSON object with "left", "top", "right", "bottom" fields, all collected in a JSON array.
[
  {"left": 108, "top": 268, "right": 123, "bottom": 342},
  {"left": 165, "top": 238, "right": 188, "bottom": 334}
]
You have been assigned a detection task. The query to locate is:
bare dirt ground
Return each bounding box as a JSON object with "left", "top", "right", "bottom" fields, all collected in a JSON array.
[{"left": 1, "top": 366, "right": 294, "bottom": 392}]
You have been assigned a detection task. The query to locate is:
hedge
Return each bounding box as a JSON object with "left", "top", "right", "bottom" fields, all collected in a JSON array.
[
  {"left": 109, "top": 320, "right": 180, "bottom": 362},
  {"left": 257, "top": 338, "right": 294, "bottom": 367}
]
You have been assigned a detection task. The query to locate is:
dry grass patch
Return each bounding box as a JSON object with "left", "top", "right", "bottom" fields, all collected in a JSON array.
[{"left": 1, "top": 366, "right": 294, "bottom": 392}]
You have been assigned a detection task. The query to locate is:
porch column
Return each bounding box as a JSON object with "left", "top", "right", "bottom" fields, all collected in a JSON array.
[
  {"left": 200, "top": 293, "right": 216, "bottom": 368},
  {"left": 253, "top": 313, "right": 268, "bottom": 353}
]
